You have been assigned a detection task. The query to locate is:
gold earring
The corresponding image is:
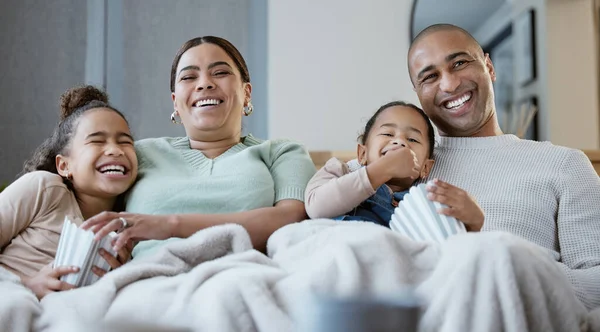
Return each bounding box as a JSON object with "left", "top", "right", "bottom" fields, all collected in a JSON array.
[
  {"left": 243, "top": 101, "right": 253, "bottom": 116},
  {"left": 170, "top": 111, "right": 182, "bottom": 124}
]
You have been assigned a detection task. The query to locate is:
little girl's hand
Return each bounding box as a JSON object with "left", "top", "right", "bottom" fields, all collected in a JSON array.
[
  {"left": 382, "top": 147, "right": 420, "bottom": 180},
  {"left": 91, "top": 240, "right": 134, "bottom": 277},
  {"left": 426, "top": 179, "right": 484, "bottom": 231},
  {"left": 22, "top": 263, "right": 79, "bottom": 300}
]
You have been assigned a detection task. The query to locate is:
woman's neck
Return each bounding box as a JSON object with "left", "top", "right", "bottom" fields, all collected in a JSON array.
[
  {"left": 76, "top": 193, "right": 116, "bottom": 220},
  {"left": 188, "top": 134, "right": 241, "bottom": 159}
]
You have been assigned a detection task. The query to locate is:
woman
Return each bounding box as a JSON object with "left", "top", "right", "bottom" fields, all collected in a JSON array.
[{"left": 82, "top": 36, "right": 316, "bottom": 258}]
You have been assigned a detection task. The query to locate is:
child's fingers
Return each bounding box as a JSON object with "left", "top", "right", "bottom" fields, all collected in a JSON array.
[
  {"left": 91, "top": 265, "right": 106, "bottom": 278},
  {"left": 112, "top": 232, "right": 132, "bottom": 253},
  {"left": 49, "top": 266, "right": 79, "bottom": 278},
  {"left": 125, "top": 239, "right": 135, "bottom": 253},
  {"left": 99, "top": 248, "right": 122, "bottom": 270},
  {"left": 46, "top": 278, "right": 77, "bottom": 291},
  {"left": 116, "top": 245, "right": 131, "bottom": 264}
]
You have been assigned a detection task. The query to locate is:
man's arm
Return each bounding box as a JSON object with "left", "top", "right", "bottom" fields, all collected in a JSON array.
[{"left": 556, "top": 149, "right": 600, "bottom": 310}]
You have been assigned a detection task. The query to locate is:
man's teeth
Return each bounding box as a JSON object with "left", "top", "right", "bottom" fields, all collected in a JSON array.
[
  {"left": 99, "top": 165, "right": 125, "bottom": 174},
  {"left": 194, "top": 99, "right": 222, "bottom": 107},
  {"left": 445, "top": 93, "right": 471, "bottom": 109}
]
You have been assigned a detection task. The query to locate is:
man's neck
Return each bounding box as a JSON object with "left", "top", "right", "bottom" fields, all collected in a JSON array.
[{"left": 441, "top": 114, "right": 504, "bottom": 138}]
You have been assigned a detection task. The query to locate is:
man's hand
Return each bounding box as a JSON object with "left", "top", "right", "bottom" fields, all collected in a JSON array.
[{"left": 426, "top": 179, "right": 484, "bottom": 231}]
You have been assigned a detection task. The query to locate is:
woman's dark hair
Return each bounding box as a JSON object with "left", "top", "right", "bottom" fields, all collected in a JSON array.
[
  {"left": 359, "top": 101, "right": 436, "bottom": 158},
  {"left": 22, "top": 85, "right": 128, "bottom": 177},
  {"left": 170, "top": 36, "right": 250, "bottom": 92}
]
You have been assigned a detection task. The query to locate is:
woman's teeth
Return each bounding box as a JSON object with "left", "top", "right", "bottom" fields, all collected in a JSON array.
[{"left": 195, "top": 99, "right": 222, "bottom": 107}]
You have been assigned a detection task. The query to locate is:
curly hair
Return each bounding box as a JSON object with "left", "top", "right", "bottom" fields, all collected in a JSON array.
[{"left": 22, "top": 85, "right": 128, "bottom": 179}]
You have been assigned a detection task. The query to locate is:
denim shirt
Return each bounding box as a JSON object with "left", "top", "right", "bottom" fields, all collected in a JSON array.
[{"left": 336, "top": 185, "right": 409, "bottom": 227}]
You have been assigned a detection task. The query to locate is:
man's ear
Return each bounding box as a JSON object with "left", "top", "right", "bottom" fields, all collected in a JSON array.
[
  {"left": 357, "top": 144, "right": 367, "bottom": 166},
  {"left": 56, "top": 155, "right": 70, "bottom": 178},
  {"left": 420, "top": 159, "right": 435, "bottom": 179},
  {"left": 484, "top": 53, "right": 496, "bottom": 82}
]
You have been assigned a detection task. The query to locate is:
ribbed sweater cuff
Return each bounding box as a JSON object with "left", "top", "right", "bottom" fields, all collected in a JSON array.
[{"left": 275, "top": 187, "right": 306, "bottom": 203}]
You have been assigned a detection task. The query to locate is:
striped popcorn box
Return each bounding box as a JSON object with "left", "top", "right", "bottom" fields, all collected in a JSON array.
[
  {"left": 54, "top": 216, "right": 118, "bottom": 287},
  {"left": 390, "top": 183, "right": 466, "bottom": 243}
]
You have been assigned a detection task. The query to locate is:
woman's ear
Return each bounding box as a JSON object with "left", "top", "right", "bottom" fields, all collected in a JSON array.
[
  {"left": 244, "top": 82, "right": 253, "bottom": 105},
  {"left": 420, "top": 159, "right": 435, "bottom": 179},
  {"left": 56, "top": 155, "right": 70, "bottom": 178},
  {"left": 356, "top": 144, "right": 367, "bottom": 166},
  {"left": 171, "top": 92, "right": 178, "bottom": 112}
]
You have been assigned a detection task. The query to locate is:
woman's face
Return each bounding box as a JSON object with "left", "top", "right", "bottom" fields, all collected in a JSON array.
[{"left": 171, "top": 43, "right": 251, "bottom": 140}]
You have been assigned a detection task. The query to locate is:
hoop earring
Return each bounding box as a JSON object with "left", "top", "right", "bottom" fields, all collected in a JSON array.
[
  {"left": 170, "top": 111, "right": 182, "bottom": 124},
  {"left": 243, "top": 102, "right": 253, "bottom": 116}
]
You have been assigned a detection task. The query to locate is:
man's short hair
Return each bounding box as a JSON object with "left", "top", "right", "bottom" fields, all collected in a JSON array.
[{"left": 409, "top": 24, "right": 484, "bottom": 56}]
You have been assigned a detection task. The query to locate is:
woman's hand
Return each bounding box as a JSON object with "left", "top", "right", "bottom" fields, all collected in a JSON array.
[
  {"left": 22, "top": 264, "right": 78, "bottom": 300},
  {"left": 91, "top": 240, "right": 134, "bottom": 277},
  {"left": 426, "top": 179, "right": 484, "bottom": 231},
  {"left": 81, "top": 212, "right": 173, "bottom": 252}
]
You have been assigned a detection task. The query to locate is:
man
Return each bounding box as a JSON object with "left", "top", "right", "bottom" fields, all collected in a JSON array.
[{"left": 408, "top": 24, "right": 600, "bottom": 310}]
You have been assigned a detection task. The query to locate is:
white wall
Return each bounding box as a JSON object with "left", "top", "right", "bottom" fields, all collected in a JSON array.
[
  {"left": 0, "top": 0, "right": 87, "bottom": 182},
  {"left": 546, "top": 0, "right": 599, "bottom": 149},
  {"left": 268, "top": 0, "right": 417, "bottom": 151}
]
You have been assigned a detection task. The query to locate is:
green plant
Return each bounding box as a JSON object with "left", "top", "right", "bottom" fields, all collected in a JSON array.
[{"left": 0, "top": 183, "right": 8, "bottom": 193}]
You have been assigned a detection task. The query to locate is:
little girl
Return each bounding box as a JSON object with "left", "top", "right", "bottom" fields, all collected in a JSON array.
[
  {"left": 0, "top": 85, "right": 138, "bottom": 299},
  {"left": 305, "top": 101, "right": 435, "bottom": 226}
]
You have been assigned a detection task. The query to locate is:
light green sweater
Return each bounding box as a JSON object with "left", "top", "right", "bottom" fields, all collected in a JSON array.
[{"left": 127, "top": 135, "right": 316, "bottom": 258}]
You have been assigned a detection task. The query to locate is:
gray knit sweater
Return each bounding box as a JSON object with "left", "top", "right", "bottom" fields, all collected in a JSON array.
[{"left": 424, "top": 134, "right": 600, "bottom": 310}]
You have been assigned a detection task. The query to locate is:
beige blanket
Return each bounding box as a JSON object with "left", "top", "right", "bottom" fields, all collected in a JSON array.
[{"left": 1, "top": 220, "right": 596, "bottom": 331}]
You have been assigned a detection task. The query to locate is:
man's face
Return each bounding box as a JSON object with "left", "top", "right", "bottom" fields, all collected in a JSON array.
[{"left": 408, "top": 30, "right": 497, "bottom": 137}]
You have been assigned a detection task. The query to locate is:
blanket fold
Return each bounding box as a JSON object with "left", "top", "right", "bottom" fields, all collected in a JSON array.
[{"left": 0, "top": 220, "right": 591, "bottom": 332}]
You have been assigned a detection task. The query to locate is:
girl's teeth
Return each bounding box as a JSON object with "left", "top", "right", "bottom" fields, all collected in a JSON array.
[{"left": 99, "top": 165, "right": 125, "bottom": 173}]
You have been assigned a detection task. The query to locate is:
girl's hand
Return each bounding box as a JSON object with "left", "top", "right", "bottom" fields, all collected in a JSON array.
[
  {"left": 91, "top": 240, "right": 134, "bottom": 277},
  {"left": 22, "top": 264, "right": 78, "bottom": 300},
  {"left": 426, "top": 179, "right": 485, "bottom": 231},
  {"left": 381, "top": 146, "right": 420, "bottom": 180},
  {"left": 81, "top": 212, "right": 173, "bottom": 252}
]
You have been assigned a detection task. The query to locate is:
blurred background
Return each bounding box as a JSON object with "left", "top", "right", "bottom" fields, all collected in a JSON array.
[{"left": 1, "top": 0, "right": 599, "bottom": 183}]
